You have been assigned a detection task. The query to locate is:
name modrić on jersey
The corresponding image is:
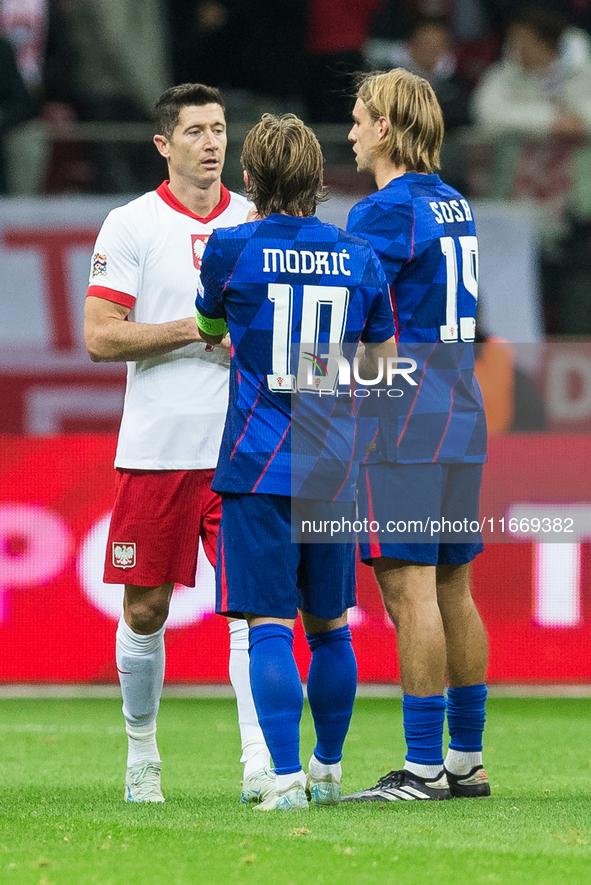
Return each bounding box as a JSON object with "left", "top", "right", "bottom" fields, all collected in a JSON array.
[{"left": 262, "top": 248, "right": 352, "bottom": 276}]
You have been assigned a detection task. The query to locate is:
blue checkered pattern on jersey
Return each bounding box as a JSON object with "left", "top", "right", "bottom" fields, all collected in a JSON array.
[
  {"left": 196, "top": 214, "right": 394, "bottom": 498},
  {"left": 347, "top": 173, "right": 486, "bottom": 464}
]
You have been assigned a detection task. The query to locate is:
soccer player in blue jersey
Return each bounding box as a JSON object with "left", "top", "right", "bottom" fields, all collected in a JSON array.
[
  {"left": 342, "top": 69, "right": 490, "bottom": 802},
  {"left": 195, "top": 113, "right": 396, "bottom": 811}
]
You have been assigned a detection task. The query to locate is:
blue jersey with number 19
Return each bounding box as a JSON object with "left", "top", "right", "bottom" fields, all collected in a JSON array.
[
  {"left": 196, "top": 213, "right": 395, "bottom": 499},
  {"left": 347, "top": 172, "right": 487, "bottom": 464}
]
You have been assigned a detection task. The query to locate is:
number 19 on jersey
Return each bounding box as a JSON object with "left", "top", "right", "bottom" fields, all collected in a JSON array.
[{"left": 439, "top": 235, "right": 478, "bottom": 344}]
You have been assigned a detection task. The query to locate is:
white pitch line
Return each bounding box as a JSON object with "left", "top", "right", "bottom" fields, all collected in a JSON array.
[{"left": 0, "top": 684, "right": 591, "bottom": 699}]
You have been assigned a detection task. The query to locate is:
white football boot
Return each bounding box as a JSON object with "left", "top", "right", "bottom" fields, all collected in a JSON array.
[
  {"left": 253, "top": 780, "right": 309, "bottom": 812},
  {"left": 125, "top": 760, "right": 165, "bottom": 803},
  {"left": 240, "top": 767, "right": 276, "bottom": 804}
]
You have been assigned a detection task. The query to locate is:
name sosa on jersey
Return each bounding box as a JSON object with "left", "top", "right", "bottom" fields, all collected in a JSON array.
[{"left": 429, "top": 199, "right": 473, "bottom": 224}]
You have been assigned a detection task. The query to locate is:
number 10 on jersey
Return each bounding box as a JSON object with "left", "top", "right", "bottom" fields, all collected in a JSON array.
[{"left": 266, "top": 283, "right": 349, "bottom": 392}]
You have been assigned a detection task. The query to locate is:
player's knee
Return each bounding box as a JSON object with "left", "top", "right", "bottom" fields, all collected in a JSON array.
[
  {"left": 382, "top": 584, "right": 431, "bottom": 613},
  {"left": 125, "top": 596, "right": 170, "bottom": 633}
]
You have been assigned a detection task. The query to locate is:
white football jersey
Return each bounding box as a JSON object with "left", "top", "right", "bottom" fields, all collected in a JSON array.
[{"left": 87, "top": 181, "right": 251, "bottom": 469}]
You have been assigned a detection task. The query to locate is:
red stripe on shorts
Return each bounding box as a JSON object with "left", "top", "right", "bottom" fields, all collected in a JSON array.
[
  {"left": 219, "top": 526, "right": 228, "bottom": 612},
  {"left": 365, "top": 468, "right": 382, "bottom": 559}
]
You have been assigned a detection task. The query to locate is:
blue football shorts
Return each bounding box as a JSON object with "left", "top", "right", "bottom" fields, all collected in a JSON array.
[
  {"left": 216, "top": 493, "right": 357, "bottom": 620},
  {"left": 357, "top": 461, "right": 484, "bottom": 566}
]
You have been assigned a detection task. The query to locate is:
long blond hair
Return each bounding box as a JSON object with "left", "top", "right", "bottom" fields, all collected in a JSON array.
[{"left": 356, "top": 68, "right": 443, "bottom": 173}]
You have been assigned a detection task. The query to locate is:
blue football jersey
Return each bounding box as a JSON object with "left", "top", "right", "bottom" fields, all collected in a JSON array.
[
  {"left": 347, "top": 172, "right": 487, "bottom": 464},
  {"left": 196, "top": 213, "right": 395, "bottom": 498}
]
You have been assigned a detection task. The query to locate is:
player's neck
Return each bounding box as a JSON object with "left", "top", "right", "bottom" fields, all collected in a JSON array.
[
  {"left": 375, "top": 160, "right": 407, "bottom": 191},
  {"left": 167, "top": 176, "right": 223, "bottom": 218}
]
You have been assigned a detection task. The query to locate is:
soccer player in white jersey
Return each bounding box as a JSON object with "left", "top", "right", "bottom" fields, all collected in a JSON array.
[{"left": 83, "top": 83, "right": 272, "bottom": 804}]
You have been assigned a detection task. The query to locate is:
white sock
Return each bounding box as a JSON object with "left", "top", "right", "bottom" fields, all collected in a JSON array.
[
  {"left": 126, "top": 721, "right": 160, "bottom": 767},
  {"left": 276, "top": 770, "right": 306, "bottom": 792},
  {"left": 444, "top": 749, "right": 483, "bottom": 776},
  {"left": 228, "top": 620, "right": 271, "bottom": 777},
  {"left": 116, "top": 616, "right": 165, "bottom": 765},
  {"left": 405, "top": 761, "right": 444, "bottom": 779},
  {"left": 308, "top": 754, "right": 342, "bottom": 781}
]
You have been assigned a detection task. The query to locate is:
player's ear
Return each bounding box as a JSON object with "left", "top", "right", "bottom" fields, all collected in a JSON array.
[
  {"left": 153, "top": 134, "right": 170, "bottom": 159},
  {"left": 377, "top": 116, "right": 389, "bottom": 142},
  {"left": 243, "top": 170, "right": 251, "bottom": 189}
]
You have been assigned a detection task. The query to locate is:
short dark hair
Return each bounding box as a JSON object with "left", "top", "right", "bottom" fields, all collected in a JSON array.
[
  {"left": 510, "top": 5, "right": 567, "bottom": 51},
  {"left": 241, "top": 114, "right": 326, "bottom": 217},
  {"left": 154, "top": 83, "right": 225, "bottom": 139}
]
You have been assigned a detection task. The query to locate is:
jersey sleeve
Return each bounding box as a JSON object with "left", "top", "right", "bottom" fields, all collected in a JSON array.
[
  {"left": 347, "top": 198, "right": 411, "bottom": 285},
  {"left": 86, "top": 207, "right": 141, "bottom": 307},
  {"left": 195, "top": 230, "right": 228, "bottom": 320},
  {"left": 361, "top": 251, "right": 396, "bottom": 343}
]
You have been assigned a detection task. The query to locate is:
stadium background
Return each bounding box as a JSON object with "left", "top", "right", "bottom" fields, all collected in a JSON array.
[{"left": 1, "top": 0, "right": 591, "bottom": 690}]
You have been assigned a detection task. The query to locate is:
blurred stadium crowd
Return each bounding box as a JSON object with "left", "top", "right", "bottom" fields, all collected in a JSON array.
[{"left": 2, "top": 0, "right": 591, "bottom": 336}]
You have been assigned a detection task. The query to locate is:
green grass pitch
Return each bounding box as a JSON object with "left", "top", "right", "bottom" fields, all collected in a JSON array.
[{"left": 1, "top": 697, "right": 591, "bottom": 885}]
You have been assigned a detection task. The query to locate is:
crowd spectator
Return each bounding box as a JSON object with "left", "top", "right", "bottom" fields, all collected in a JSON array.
[
  {"left": 0, "top": 0, "right": 48, "bottom": 94},
  {"left": 368, "top": 1, "right": 502, "bottom": 85},
  {"left": 165, "top": 1, "right": 306, "bottom": 194},
  {"left": 365, "top": 14, "right": 472, "bottom": 131},
  {"left": 472, "top": 4, "right": 591, "bottom": 334},
  {"left": 478, "top": 0, "right": 591, "bottom": 35},
  {"left": 305, "top": 0, "right": 382, "bottom": 124},
  {"left": 0, "top": 34, "right": 36, "bottom": 192},
  {"left": 167, "top": 2, "right": 305, "bottom": 108},
  {"left": 47, "top": 0, "right": 172, "bottom": 193},
  {"left": 0, "top": 0, "right": 47, "bottom": 193},
  {"left": 365, "top": 13, "right": 472, "bottom": 190}
]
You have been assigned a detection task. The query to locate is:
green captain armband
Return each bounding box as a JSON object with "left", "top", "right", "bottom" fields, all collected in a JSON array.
[{"left": 196, "top": 309, "right": 228, "bottom": 338}]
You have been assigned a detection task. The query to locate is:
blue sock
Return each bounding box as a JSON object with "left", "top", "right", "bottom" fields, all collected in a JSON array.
[
  {"left": 402, "top": 693, "right": 445, "bottom": 766},
  {"left": 447, "top": 683, "right": 487, "bottom": 752},
  {"left": 305, "top": 625, "right": 357, "bottom": 765},
  {"left": 249, "top": 623, "right": 303, "bottom": 776}
]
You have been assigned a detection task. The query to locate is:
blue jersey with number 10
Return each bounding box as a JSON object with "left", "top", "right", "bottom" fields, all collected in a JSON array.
[
  {"left": 347, "top": 172, "right": 487, "bottom": 464},
  {"left": 196, "top": 213, "right": 395, "bottom": 499}
]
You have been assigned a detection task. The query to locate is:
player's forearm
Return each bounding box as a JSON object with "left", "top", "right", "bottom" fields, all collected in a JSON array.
[
  {"left": 357, "top": 338, "right": 398, "bottom": 378},
  {"left": 85, "top": 316, "right": 202, "bottom": 362}
]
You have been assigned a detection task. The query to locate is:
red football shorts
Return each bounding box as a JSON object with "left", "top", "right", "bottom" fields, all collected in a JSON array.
[{"left": 103, "top": 468, "right": 220, "bottom": 587}]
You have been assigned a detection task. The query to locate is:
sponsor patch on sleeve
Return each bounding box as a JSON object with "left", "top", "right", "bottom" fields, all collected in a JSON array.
[{"left": 92, "top": 253, "right": 108, "bottom": 278}]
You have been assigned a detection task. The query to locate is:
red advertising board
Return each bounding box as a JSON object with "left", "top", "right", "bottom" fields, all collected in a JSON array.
[{"left": 1, "top": 434, "right": 590, "bottom": 684}]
